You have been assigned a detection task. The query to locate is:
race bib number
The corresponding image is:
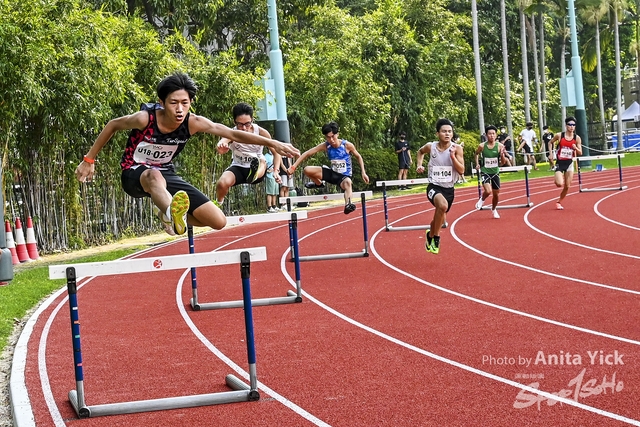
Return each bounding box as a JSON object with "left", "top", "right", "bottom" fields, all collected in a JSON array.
[
  {"left": 331, "top": 159, "right": 347, "bottom": 173},
  {"left": 431, "top": 165, "right": 453, "bottom": 183},
  {"left": 133, "top": 142, "right": 176, "bottom": 165},
  {"left": 233, "top": 153, "right": 257, "bottom": 167},
  {"left": 484, "top": 157, "right": 499, "bottom": 168},
  {"left": 559, "top": 146, "right": 573, "bottom": 159}
]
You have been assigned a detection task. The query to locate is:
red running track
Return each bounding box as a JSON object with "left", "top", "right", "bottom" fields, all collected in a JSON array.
[{"left": 12, "top": 166, "right": 640, "bottom": 426}]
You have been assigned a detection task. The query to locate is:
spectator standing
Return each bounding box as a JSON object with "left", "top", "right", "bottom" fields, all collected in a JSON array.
[
  {"left": 264, "top": 151, "right": 279, "bottom": 212},
  {"left": 542, "top": 125, "right": 555, "bottom": 170},
  {"left": 279, "top": 156, "right": 295, "bottom": 209},
  {"left": 517, "top": 122, "right": 539, "bottom": 170},
  {"left": 395, "top": 132, "right": 412, "bottom": 189},
  {"left": 497, "top": 127, "right": 513, "bottom": 166}
]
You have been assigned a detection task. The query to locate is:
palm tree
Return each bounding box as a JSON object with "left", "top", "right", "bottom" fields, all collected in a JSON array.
[
  {"left": 501, "top": 0, "right": 515, "bottom": 156},
  {"left": 580, "top": 0, "right": 609, "bottom": 144},
  {"left": 610, "top": 0, "right": 628, "bottom": 151},
  {"left": 472, "top": 0, "right": 485, "bottom": 134},
  {"left": 529, "top": 14, "right": 545, "bottom": 137},
  {"left": 518, "top": 0, "right": 533, "bottom": 122},
  {"left": 539, "top": 11, "right": 548, "bottom": 123}
]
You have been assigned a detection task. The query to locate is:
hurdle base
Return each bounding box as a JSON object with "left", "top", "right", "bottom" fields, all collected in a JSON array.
[
  {"left": 192, "top": 294, "right": 302, "bottom": 311},
  {"left": 298, "top": 250, "right": 368, "bottom": 262},
  {"left": 479, "top": 203, "right": 533, "bottom": 210},
  {"left": 287, "top": 289, "right": 304, "bottom": 302},
  {"left": 580, "top": 186, "right": 627, "bottom": 193},
  {"left": 225, "top": 375, "right": 260, "bottom": 401},
  {"left": 69, "top": 387, "right": 253, "bottom": 418}
]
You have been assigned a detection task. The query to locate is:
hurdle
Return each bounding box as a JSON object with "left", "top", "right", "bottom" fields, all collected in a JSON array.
[
  {"left": 286, "top": 192, "right": 371, "bottom": 261},
  {"left": 375, "top": 179, "right": 448, "bottom": 231},
  {"left": 472, "top": 165, "right": 534, "bottom": 209},
  {"left": 576, "top": 153, "right": 627, "bottom": 192},
  {"left": 49, "top": 248, "right": 265, "bottom": 418},
  {"left": 189, "top": 211, "right": 306, "bottom": 310}
]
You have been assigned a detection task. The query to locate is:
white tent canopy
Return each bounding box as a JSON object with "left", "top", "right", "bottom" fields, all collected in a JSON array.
[{"left": 612, "top": 101, "right": 640, "bottom": 121}]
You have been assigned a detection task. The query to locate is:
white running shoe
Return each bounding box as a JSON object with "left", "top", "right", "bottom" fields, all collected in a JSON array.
[
  {"left": 492, "top": 209, "right": 500, "bottom": 219},
  {"left": 156, "top": 209, "right": 176, "bottom": 236},
  {"left": 475, "top": 197, "right": 483, "bottom": 210}
]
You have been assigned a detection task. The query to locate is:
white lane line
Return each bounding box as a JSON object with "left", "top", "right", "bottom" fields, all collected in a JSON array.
[
  {"left": 26, "top": 242, "right": 177, "bottom": 427},
  {"left": 451, "top": 207, "right": 640, "bottom": 296},
  {"left": 523, "top": 184, "right": 640, "bottom": 261},
  {"left": 594, "top": 185, "right": 640, "bottom": 231},
  {"left": 175, "top": 269, "right": 331, "bottom": 426},
  {"left": 24, "top": 174, "right": 640, "bottom": 426},
  {"left": 279, "top": 235, "right": 640, "bottom": 426}
]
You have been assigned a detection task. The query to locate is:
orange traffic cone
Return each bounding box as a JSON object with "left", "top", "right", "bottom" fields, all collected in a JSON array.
[
  {"left": 25, "top": 216, "right": 40, "bottom": 260},
  {"left": 5, "top": 220, "right": 19, "bottom": 265},
  {"left": 14, "top": 218, "right": 31, "bottom": 263}
]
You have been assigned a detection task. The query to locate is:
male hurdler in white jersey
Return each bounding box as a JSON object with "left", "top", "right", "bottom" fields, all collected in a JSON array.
[
  {"left": 215, "top": 102, "right": 282, "bottom": 209},
  {"left": 416, "top": 118, "right": 465, "bottom": 254}
]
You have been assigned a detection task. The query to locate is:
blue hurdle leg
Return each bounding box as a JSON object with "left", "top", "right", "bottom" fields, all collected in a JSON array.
[
  {"left": 240, "top": 252, "right": 259, "bottom": 400},
  {"left": 361, "top": 193, "right": 369, "bottom": 256},
  {"left": 188, "top": 226, "right": 200, "bottom": 308}
]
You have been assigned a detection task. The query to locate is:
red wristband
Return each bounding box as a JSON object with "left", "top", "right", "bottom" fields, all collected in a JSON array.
[{"left": 83, "top": 155, "right": 95, "bottom": 164}]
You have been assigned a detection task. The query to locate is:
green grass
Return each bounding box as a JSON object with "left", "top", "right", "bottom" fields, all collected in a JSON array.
[{"left": 0, "top": 247, "right": 147, "bottom": 352}]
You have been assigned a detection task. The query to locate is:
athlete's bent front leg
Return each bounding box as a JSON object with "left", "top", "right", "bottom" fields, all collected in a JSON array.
[
  {"left": 340, "top": 177, "right": 353, "bottom": 204},
  {"left": 303, "top": 166, "right": 323, "bottom": 184},
  {"left": 190, "top": 202, "right": 227, "bottom": 230},
  {"left": 140, "top": 169, "right": 172, "bottom": 213},
  {"left": 430, "top": 194, "right": 448, "bottom": 237},
  {"left": 482, "top": 183, "right": 493, "bottom": 202},
  {"left": 558, "top": 171, "right": 573, "bottom": 204},
  {"left": 215, "top": 171, "right": 236, "bottom": 204},
  {"left": 554, "top": 171, "right": 564, "bottom": 188}
]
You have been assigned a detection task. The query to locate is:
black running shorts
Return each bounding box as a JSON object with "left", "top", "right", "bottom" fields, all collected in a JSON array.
[
  {"left": 121, "top": 167, "right": 209, "bottom": 215},
  {"left": 321, "top": 165, "right": 350, "bottom": 186},
  {"left": 426, "top": 183, "right": 455, "bottom": 213},
  {"left": 481, "top": 172, "right": 501, "bottom": 190},
  {"left": 225, "top": 165, "right": 265, "bottom": 185}
]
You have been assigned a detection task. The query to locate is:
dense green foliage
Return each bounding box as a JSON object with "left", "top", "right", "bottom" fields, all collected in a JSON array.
[{"left": 1, "top": 0, "right": 638, "bottom": 252}]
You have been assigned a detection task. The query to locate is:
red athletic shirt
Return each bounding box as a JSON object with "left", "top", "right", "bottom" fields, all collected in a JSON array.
[{"left": 556, "top": 132, "right": 576, "bottom": 161}]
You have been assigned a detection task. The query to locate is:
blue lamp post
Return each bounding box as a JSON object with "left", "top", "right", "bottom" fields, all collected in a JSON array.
[{"left": 567, "top": 0, "right": 591, "bottom": 164}]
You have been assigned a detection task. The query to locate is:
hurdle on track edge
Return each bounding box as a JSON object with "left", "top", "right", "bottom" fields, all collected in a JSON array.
[
  {"left": 188, "top": 211, "right": 306, "bottom": 310},
  {"left": 49, "top": 249, "right": 265, "bottom": 418},
  {"left": 471, "top": 165, "right": 534, "bottom": 210},
  {"left": 285, "top": 192, "right": 371, "bottom": 262},
  {"left": 576, "top": 153, "right": 628, "bottom": 192},
  {"left": 375, "top": 179, "right": 448, "bottom": 231}
]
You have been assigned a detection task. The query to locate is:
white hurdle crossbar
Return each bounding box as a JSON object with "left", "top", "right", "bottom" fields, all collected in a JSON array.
[
  {"left": 286, "top": 192, "right": 372, "bottom": 261},
  {"left": 189, "top": 212, "right": 307, "bottom": 310},
  {"left": 375, "top": 179, "right": 449, "bottom": 231},
  {"left": 50, "top": 248, "right": 265, "bottom": 418},
  {"left": 471, "top": 165, "right": 534, "bottom": 210},
  {"left": 576, "top": 153, "right": 627, "bottom": 192}
]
